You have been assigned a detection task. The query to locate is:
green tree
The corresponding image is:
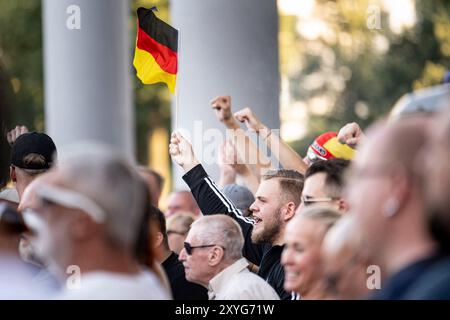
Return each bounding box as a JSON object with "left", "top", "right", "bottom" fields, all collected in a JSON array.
[
  {"left": 0, "top": 0, "right": 172, "bottom": 164},
  {"left": 0, "top": 0, "right": 43, "bottom": 130}
]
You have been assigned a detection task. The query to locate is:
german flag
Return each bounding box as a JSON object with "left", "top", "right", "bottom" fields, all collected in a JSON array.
[{"left": 133, "top": 8, "right": 178, "bottom": 93}]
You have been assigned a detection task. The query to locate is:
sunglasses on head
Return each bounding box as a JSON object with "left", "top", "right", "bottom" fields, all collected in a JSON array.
[{"left": 37, "top": 185, "right": 106, "bottom": 224}]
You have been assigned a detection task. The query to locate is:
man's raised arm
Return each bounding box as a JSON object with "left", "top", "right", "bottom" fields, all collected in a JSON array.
[{"left": 169, "top": 132, "right": 265, "bottom": 264}]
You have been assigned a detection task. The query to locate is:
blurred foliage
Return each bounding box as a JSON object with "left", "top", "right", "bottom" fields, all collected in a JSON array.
[
  {"left": 0, "top": 0, "right": 43, "bottom": 130},
  {"left": 281, "top": 0, "right": 450, "bottom": 154}
]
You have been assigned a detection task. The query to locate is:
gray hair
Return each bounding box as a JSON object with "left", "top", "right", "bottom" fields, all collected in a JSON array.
[
  {"left": 190, "top": 215, "right": 244, "bottom": 262},
  {"left": 55, "top": 142, "right": 147, "bottom": 251}
]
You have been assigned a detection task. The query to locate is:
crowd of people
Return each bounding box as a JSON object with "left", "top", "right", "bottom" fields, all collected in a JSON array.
[{"left": 0, "top": 87, "right": 450, "bottom": 300}]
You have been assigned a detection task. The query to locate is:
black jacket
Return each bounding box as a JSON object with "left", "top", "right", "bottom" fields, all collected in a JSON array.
[
  {"left": 162, "top": 251, "right": 208, "bottom": 300},
  {"left": 183, "top": 164, "right": 290, "bottom": 300}
]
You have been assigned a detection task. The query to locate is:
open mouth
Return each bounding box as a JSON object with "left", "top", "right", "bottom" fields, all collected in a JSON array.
[{"left": 252, "top": 216, "right": 262, "bottom": 225}]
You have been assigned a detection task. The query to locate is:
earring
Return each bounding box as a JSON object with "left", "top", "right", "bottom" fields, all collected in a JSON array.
[{"left": 383, "top": 198, "right": 399, "bottom": 217}]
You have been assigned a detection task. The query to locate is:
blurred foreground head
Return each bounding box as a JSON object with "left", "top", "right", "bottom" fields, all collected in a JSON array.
[
  {"left": 24, "top": 142, "right": 148, "bottom": 277},
  {"left": 423, "top": 107, "right": 450, "bottom": 251}
]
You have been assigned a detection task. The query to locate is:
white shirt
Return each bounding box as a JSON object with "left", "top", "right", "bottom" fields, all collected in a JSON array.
[
  {"left": 208, "top": 258, "right": 280, "bottom": 300},
  {"left": 56, "top": 270, "right": 171, "bottom": 300}
]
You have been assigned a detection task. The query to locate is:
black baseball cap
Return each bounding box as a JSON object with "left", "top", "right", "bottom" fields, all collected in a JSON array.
[{"left": 10, "top": 132, "right": 57, "bottom": 170}]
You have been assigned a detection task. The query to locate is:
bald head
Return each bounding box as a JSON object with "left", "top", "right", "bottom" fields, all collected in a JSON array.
[
  {"left": 323, "top": 215, "right": 361, "bottom": 258},
  {"left": 346, "top": 115, "right": 438, "bottom": 276},
  {"left": 43, "top": 142, "right": 148, "bottom": 250}
]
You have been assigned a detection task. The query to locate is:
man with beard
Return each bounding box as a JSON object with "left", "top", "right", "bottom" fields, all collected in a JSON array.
[{"left": 169, "top": 132, "right": 303, "bottom": 300}]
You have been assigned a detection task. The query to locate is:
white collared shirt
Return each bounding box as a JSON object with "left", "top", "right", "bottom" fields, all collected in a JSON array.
[{"left": 208, "top": 258, "right": 280, "bottom": 300}]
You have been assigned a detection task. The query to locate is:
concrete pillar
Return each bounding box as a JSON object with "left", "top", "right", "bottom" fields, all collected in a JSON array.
[
  {"left": 42, "top": 0, "right": 133, "bottom": 159},
  {"left": 171, "top": 0, "right": 280, "bottom": 188}
]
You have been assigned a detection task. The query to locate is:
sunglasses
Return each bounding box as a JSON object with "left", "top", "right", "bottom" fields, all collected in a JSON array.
[{"left": 183, "top": 242, "right": 224, "bottom": 255}]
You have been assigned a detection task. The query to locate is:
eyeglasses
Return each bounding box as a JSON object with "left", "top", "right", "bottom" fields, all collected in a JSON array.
[
  {"left": 167, "top": 230, "right": 187, "bottom": 236},
  {"left": 183, "top": 242, "right": 224, "bottom": 255},
  {"left": 37, "top": 185, "right": 106, "bottom": 224},
  {"left": 301, "top": 196, "right": 340, "bottom": 206}
]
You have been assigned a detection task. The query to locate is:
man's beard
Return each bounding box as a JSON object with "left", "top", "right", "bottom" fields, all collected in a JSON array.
[{"left": 251, "top": 207, "right": 282, "bottom": 244}]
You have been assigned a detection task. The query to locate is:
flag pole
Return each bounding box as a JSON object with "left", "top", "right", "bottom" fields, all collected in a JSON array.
[{"left": 174, "top": 28, "right": 181, "bottom": 130}]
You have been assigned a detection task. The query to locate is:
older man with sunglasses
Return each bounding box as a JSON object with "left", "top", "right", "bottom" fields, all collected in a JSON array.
[
  {"left": 22, "top": 143, "right": 170, "bottom": 300},
  {"left": 179, "top": 214, "right": 279, "bottom": 300}
]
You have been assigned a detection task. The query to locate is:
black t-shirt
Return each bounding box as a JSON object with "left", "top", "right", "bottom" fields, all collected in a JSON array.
[{"left": 161, "top": 251, "right": 208, "bottom": 300}]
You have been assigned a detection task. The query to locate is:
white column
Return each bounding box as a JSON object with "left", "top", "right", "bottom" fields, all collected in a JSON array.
[
  {"left": 171, "top": 0, "right": 280, "bottom": 188},
  {"left": 42, "top": 0, "right": 133, "bottom": 159}
]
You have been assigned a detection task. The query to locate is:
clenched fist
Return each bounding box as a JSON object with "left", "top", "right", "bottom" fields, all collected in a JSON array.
[
  {"left": 210, "top": 95, "right": 239, "bottom": 128},
  {"left": 337, "top": 122, "right": 365, "bottom": 148},
  {"left": 234, "top": 108, "right": 267, "bottom": 134}
]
